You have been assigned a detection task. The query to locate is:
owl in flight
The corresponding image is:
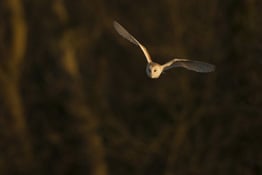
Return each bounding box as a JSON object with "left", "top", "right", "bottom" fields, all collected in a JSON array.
[{"left": 113, "top": 21, "right": 215, "bottom": 79}]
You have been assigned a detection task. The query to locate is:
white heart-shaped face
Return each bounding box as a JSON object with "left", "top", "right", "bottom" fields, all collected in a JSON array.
[{"left": 146, "top": 62, "right": 163, "bottom": 79}]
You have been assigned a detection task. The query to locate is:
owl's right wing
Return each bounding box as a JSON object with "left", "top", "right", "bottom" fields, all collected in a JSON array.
[{"left": 113, "top": 21, "right": 152, "bottom": 63}]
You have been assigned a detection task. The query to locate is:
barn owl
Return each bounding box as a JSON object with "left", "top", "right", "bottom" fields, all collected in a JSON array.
[{"left": 113, "top": 21, "right": 215, "bottom": 79}]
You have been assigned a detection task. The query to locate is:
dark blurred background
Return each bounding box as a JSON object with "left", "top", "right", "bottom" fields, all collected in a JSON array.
[{"left": 0, "top": 0, "right": 261, "bottom": 175}]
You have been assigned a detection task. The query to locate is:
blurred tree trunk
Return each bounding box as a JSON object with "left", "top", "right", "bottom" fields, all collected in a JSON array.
[
  {"left": 57, "top": 1, "right": 108, "bottom": 174},
  {"left": 0, "top": 0, "right": 34, "bottom": 174},
  {"left": 60, "top": 31, "right": 108, "bottom": 175}
]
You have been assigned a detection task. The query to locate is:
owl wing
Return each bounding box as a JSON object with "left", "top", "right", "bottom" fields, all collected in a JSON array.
[
  {"left": 113, "top": 21, "right": 152, "bottom": 63},
  {"left": 162, "top": 58, "right": 215, "bottom": 73}
]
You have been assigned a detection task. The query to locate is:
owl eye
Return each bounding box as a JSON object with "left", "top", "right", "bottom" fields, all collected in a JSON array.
[{"left": 153, "top": 69, "right": 157, "bottom": 72}]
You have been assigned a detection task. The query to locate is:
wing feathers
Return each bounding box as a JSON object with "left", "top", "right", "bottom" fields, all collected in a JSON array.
[
  {"left": 163, "top": 59, "right": 215, "bottom": 73},
  {"left": 113, "top": 21, "right": 139, "bottom": 45},
  {"left": 113, "top": 21, "right": 152, "bottom": 63}
]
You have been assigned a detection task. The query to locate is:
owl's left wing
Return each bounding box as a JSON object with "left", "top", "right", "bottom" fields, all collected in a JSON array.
[{"left": 162, "top": 58, "right": 215, "bottom": 73}]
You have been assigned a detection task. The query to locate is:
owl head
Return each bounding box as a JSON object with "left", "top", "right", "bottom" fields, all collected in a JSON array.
[{"left": 146, "top": 62, "right": 163, "bottom": 79}]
